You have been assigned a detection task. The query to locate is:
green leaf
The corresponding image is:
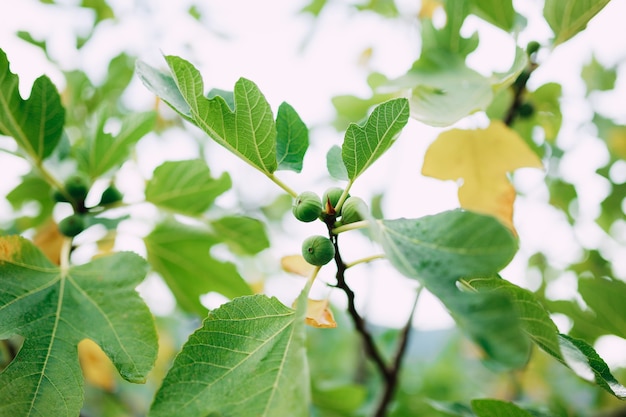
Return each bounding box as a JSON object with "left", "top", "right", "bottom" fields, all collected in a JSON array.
[
  {"left": 491, "top": 47, "right": 528, "bottom": 91},
  {"left": 393, "top": 52, "right": 492, "bottom": 127},
  {"left": 145, "top": 159, "right": 231, "bottom": 216},
  {"left": 354, "top": 0, "right": 399, "bottom": 18},
  {"left": 578, "top": 277, "right": 626, "bottom": 340},
  {"left": 144, "top": 220, "right": 252, "bottom": 316},
  {"left": 0, "top": 48, "right": 65, "bottom": 161},
  {"left": 135, "top": 60, "right": 193, "bottom": 120},
  {"left": 378, "top": 210, "right": 529, "bottom": 369},
  {"left": 342, "top": 98, "right": 409, "bottom": 181},
  {"left": 326, "top": 145, "right": 349, "bottom": 181},
  {"left": 471, "top": 399, "right": 533, "bottom": 417},
  {"left": 543, "top": 0, "right": 611, "bottom": 46},
  {"left": 276, "top": 102, "right": 309, "bottom": 173},
  {"left": 6, "top": 175, "right": 54, "bottom": 230},
  {"left": 421, "top": 0, "right": 478, "bottom": 57},
  {"left": 581, "top": 55, "right": 617, "bottom": 94},
  {"left": 0, "top": 236, "right": 157, "bottom": 417},
  {"left": 466, "top": 276, "right": 626, "bottom": 398},
  {"left": 513, "top": 82, "right": 562, "bottom": 143},
  {"left": 149, "top": 293, "right": 310, "bottom": 417},
  {"left": 210, "top": 215, "right": 270, "bottom": 255},
  {"left": 77, "top": 111, "right": 156, "bottom": 178},
  {"left": 469, "top": 0, "right": 515, "bottom": 31},
  {"left": 164, "top": 55, "right": 278, "bottom": 175}
]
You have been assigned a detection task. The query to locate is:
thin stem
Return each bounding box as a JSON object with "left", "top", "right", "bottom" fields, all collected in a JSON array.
[
  {"left": 266, "top": 173, "right": 299, "bottom": 198},
  {"left": 503, "top": 61, "right": 538, "bottom": 126},
  {"left": 373, "top": 287, "right": 422, "bottom": 417},
  {"left": 307, "top": 265, "right": 322, "bottom": 286},
  {"left": 334, "top": 179, "right": 354, "bottom": 214},
  {"left": 332, "top": 220, "right": 370, "bottom": 235},
  {"left": 344, "top": 254, "right": 385, "bottom": 269}
]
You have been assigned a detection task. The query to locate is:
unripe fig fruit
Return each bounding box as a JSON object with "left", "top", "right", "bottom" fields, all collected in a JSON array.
[
  {"left": 51, "top": 189, "right": 70, "bottom": 203},
  {"left": 64, "top": 174, "right": 90, "bottom": 201},
  {"left": 518, "top": 102, "right": 534, "bottom": 118},
  {"left": 292, "top": 191, "right": 322, "bottom": 222},
  {"left": 58, "top": 214, "right": 86, "bottom": 237},
  {"left": 322, "top": 187, "right": 348, "bottom": 214},
  {"left": 301, "top": 235, "right": 335, "bottom": 266},
  {"left": 98, "top": 185, "right": 123, "bottom": 206},
  {"left": 340, "top": 196, "right": 368, "bottom": 224}
]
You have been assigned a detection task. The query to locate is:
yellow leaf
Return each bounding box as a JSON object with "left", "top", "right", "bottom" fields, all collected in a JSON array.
[
  {"left": 78, "top": 339, "right": 116, "bottom": 392},
  {"left": 608, "top": 127, "right": 626, "bottom": 160},
  {"left": 293, "top": 298, "right": 337, "bottom": 328},
  {"left": 281, "top": 255, "right": 315, "bottom": 277},
  {"left": 33, "top": 220, "right": 65, "bottom": 265},
  {"left": 419, "top": 0, "right": 442, "bottom": 19},
  {"left": 422, "top": 121, "right": 543, "bottom": 230}
]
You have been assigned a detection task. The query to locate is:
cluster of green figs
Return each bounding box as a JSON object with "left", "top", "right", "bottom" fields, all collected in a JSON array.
[
  {"left": 293, "top": 187, "right": 368, "bottom": 266},
  {"left": 52, "top": 175, "right": 123, "bottom": 237}
]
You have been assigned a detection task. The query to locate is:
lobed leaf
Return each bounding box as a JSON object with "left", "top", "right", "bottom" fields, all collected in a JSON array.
[
  {"left": 0, "top": 48, "right": 65, "bottom": 162},
  {"left": 149, "top": 293, "right": 310, "bottom": 417},
  {"left": 144, "top": 220, "right": 252, "bottom": 316},
  {"left": 469, "top": 0, "right": 515, "bottom": 32},
  {"left": 544, "top": 0, "right": 611, "bottom": 46},
  {"left": 164, "top": 55, "right": 278, "bottom": 175},
  {"left": 378, "top": 210, "right": 529, "bottom": 370},
  {"left": 0, "top": 236, "right": 157, "bottom": 417},
  {"left": 145, "top": 159, "right": 231, "bottom": 216},
  {"left": 210, "top": 215, "right": 270, "bottom": 255},
  {"left": 135, "top": 60, "right": 192, "bottom": 120},
  {"left": 326, "top": 145, "right": 349, "bottom": 181},
  {"left": 341, "top": 98, "right": 409, "bottom": 181},
  {"left": 276, "top": 102, "right": 309, "bottom": 173}
]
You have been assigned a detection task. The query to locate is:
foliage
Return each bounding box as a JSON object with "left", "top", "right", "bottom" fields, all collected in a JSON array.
[{"left": 1, "top": 1, "right": 626, "bottom": 416}]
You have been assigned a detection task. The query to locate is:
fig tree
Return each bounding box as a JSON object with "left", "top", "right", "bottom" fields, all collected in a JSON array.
[
  {"left": 64, "top": 174, "right": 90, "bottom": 201},
  {"left": 340, "top": 196, "right": 368, "bottom": 224},
  {"left": 322, "top": 187, "right": 348, "bottom": 214},
  {"left": 301, "top": 235, "right": 335, "bottom": 266},
  {"left": 58, "top": 214, "right": 86, "bottom": 237}
]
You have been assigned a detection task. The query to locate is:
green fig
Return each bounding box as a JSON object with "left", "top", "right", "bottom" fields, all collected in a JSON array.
[
  {"left": 98, "top": 185, "right": 123, "bottom": 206},
  {"left": 340, "top": 196, "right": 368, "bottom": 224},
  {"left": 518, "top": 102, "right": 534, "bottom": 118},
  {"left": 64, "top": 174, "right": 90, "bottom": 201},
  {"left": 301, "top": 235, "right": 335, "bottom": 266},
  {"left": 322, "top": 187, "right": 348, "bottom": 214},
  {"left": 51, "top": 189, "right": 70, "bottom": 203},
  {"left": 58, "top": 214, "right": 86, "bottom": 237},
  {"left": 292, "top": 191, "right": 323, "bottom": 222}
]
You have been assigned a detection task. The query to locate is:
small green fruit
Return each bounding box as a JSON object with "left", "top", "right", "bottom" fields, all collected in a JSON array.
[
  {"left": 322, "top": 187, "right": 348, "bottom": 214},
  {"left": 341, "top": 196, "right": 368, "bottom": 224},
  {"left": 51, "top": 189, "right": 70, "bottom": 203},
  {"left": 518, "top": 102, "right": 534, "bottom": 118},
  {"left": 292, "top": 192, "right": 322, "bottom": 222},
  {"left": 301, "top": 235, "right": 335, "bottom": 266},
  {"left": 58, "top": 214, "right": 86, "bottom": 237},
  {"left": 98, "top": 185, "right": 123, "bottom": 206},
  {"left": 64, "top": 175, "right": 90, "bottom": 201}
]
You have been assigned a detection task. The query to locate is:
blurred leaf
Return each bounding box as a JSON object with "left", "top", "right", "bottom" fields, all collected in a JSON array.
[
  {"left": 331, "top": 91, "right": 399, "bottom": 130},
  {"left": 78, "top": 339, "right": 116, "bottom": 392},
  {"left": 261, "top": 193, "right": 293, "bottom": 221},
  {"left": 135, "top": 60, "right": 193, "bottom": 120},
  {"left": 164, "top": 55, "right": 278, "bottom": 175},
  {"left": 516, "top": 83, "right": 563, "bottom": 143},
  {"left": 578, "top": 277, "right": 626, "bottom": 339},
  {"left": 354, "top": 0, "right": 399, "bottom": 18},
  {"left": 144, "top": 220, "right": 252, "bottom": 316},
  {"left": 491, "top": 47, "right": 528, "bottom": 91},
  {"left": 149, "top": 293, "right": 310, "bottom": 417},
  {"left": 547, "top": 177, "right": 577, "bottom": 223},
  {"left": 188, "top": 5, "right": 201, "bottom": 20},
  {"left": 422, "top": 121, "right": 543, "bottom": 230},
  {"left": 0, "top": 236, "right": 157, "bottom": 417},
  {"left": 210, "top": 215, "right": 270, "bottom": 255},
  {"left": 421, "top": 0, "right": 477, "bottom": 57},
  {"left": 544, "top": 0, "right": 611, "bottom": 46},
  {"left": 77, "top": 111, "right": 156, "bottom": 178},
  {"left": 379, "top": 210, "right": 529, "bottom": 370},
  {"left": 0, "top": 48, "right": 65, "bottom": 161},
  {"left": 392, "top": 51, "right": 492, "bottom": 127},
  {"left": 80, "top": 0, "right": 114, "bottom": 23},
  {"left": 581, "top": 55, "right": 617, "bottom": 94},
  {"left": 327, "top": 145, "right": 349, "bottom": 181},
  {"left": 32, "top": 220, "right": 64, "bottom": 265},
  {"left": 471, "top": 399, "right": 533, "bottom": 416},
  {"left": 596, "top": 180, "right": 626, "bottom": 232},
  {"left": 281, "top": 255, "right": 315, "bottom": 277},
  {"left": 299, "top": 298, "right": 337, "bottom": 328},
  {"left": 16, "top": 31, "right": 48, "bottom": 56},
  {"left": 301, "top": 0, "right": 328, "bottom": 16},
  {"left": 6, "top": 175, "right": 54, "bottom": 229},
  {"left": 312, "top": 383, "right": 367, "bottom": 414},
  {"left": 276, "top": 102, "right": 309, "bottom": 173},
  {"left": 99, "top": 53, "right": 135, "bottom": 100},
  {"left": 342, "top": 98, "right": 409, "bottom": 181},
  {"left": 469, "top": 0, "right": 515, "bottom": 31},
  {"left": 145, "top": 159, "right": 231, "bottom": 216}
]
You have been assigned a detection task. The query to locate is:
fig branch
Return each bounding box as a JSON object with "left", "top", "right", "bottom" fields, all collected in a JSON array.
[{"left": 503, "top": 42, "right": 540, "bottom": 126}]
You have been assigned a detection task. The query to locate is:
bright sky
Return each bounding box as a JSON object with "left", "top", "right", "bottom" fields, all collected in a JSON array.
[{"left": 1, "top": 0, "right": 626, "bottom": 362}]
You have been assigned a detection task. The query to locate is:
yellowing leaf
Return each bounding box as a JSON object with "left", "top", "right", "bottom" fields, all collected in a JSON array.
[
  {"left": 78, "top": 339, "right": 116, "bottom": 392},
  {"left": 294, "top": 298, "right": 337, "bottom": 328},
  {"left": 419, "top": 0, "right": 442, "bottom": 19},
  {"left": 422, "top": 121, "right": 542, "bottom": 230},
  {"left": 281, "top": 255, "right": 315, "bottom": 277},
  {"left": 33, "top": 220, "right": 65, "bottom": 265}
]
